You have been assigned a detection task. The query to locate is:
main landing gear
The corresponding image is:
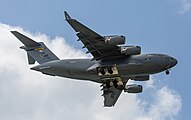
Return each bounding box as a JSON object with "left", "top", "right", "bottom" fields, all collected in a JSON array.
[
  {"left": 101, "top": 78, "right": 143, "bottom": 93},
  {"left": 101, "top": 77, "right": 124, "bottom": 90},
  {"left": 97, "top": 65, "right": 118, "bottom": 76}
]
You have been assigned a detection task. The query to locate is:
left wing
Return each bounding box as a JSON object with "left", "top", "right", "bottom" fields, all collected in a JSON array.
[
  {"left": 64, "top": 11, "right": 120, "bottom": 61},
  {"left": 103, "top": 86, "right": 123, "bottom": 107},
  {"left": 102, "top": 81, "right": 127, "bottom": 107}
]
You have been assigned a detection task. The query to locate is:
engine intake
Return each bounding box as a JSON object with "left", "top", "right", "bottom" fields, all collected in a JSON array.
[
  {"left": 120, "top": 46, "right": 141, "bottom": 55},
  {"left": 105, "top": 35, "right": 125, "bottom": 45},
  {"left": 124, "top": 84, "right": 143, "bottom": 93}
]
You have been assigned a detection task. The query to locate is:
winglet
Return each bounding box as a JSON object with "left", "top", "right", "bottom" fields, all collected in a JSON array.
[{"left": 64, "top": 11, "right": 72, "bottom": 20}]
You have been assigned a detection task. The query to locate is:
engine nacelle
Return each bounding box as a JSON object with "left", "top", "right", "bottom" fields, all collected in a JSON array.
[
  {"left": 124, "top": 84, "right": 143, "bottom": 93},
  {"left": 120, "top": 46, "right": 141, "bottom": 55},
  {"left": 104, "top": 35, "right": 125, "bottom": 45},
  {"left": 132, "top": 75, "right": 150, "bottom": 81}
]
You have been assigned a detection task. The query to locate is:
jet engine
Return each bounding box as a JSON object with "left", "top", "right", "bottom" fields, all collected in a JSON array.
[
  {"left": 120, "top": 46, "right": 141, "bottom": 55},
  {"left": 104, "top": 35, "right": 125, "bottom": 45},
  {"left": 132, "top": 75, "right": 150, "bottom": 81},
  {"left": 124, "top": 84, "right": 143, "bottom": 93}
]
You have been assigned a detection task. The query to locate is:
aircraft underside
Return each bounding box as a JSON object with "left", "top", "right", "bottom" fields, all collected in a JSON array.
[{"left": 11, "top": 11, "right": 178, "bottom": 107}]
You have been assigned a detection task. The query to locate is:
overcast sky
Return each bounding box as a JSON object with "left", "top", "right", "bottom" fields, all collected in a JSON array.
[{"left": 0, "top": 0, "right": 191, "bottom": 120}]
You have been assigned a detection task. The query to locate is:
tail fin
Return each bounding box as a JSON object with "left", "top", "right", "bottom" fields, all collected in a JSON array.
[{"left": 11, "top": 31, "right": 59, "bottom": 64}]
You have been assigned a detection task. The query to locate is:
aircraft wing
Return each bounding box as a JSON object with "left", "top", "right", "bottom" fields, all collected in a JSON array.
[
  {"left": 102, "top": 81, "right": 127, "bottom": 107},
  {"left": 64, "top": 11, "right": 120, "bottom": 61}
]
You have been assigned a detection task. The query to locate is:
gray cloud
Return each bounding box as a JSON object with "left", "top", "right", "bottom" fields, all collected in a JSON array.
[{"left": 0, "top": 23, "right": 181, "bottom": 120}]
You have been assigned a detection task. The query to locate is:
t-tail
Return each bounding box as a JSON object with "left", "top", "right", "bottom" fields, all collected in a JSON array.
[{"left": 11, "top": 31, "right": 59, "bottom": 64}]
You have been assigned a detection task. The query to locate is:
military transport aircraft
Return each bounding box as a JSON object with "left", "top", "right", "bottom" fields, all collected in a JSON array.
[{"left": 11, "top": 11, "right": 178, "bottom": 107}]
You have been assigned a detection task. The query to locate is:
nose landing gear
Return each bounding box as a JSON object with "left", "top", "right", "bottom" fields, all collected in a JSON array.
[{"left": 165, "top": 69, "right": 170, "bottom": 75}]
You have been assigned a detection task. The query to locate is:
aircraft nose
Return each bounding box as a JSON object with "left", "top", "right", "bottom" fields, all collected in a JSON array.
[
  {"left": 164, "top": 56, "right": 178, "bottom": 69},
  {"left": 172, "top": 57, "right": 178, "bottom": 67},
  {"left": 169, "top": 57, "right": 178, "bottom": 68}
]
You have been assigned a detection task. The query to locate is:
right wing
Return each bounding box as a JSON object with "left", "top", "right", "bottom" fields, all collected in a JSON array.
[{"left": 64, "top": 11, "right": 120, "bottom": 61}]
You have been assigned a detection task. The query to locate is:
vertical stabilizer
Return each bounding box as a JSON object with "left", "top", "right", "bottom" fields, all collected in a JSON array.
[{"left": 11, "top": 31, "right": 59, "bottom": 64}]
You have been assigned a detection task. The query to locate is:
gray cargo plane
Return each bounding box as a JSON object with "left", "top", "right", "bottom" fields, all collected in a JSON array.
[{"left": 11, "top": 11, "right": 177, "bottom": 107}]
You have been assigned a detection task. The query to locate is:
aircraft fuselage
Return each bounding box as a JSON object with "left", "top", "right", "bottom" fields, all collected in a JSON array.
[
  {"left": 31, "top": 53, "right": 177, "bottom": 83},
  {"left": 11, "top": 11, "right": 178, "bottom": 107}
]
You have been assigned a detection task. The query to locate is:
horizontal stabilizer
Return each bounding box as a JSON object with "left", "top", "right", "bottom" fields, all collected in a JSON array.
[{"left": 11, "top": 31, "right": 40, "bottom": 47}]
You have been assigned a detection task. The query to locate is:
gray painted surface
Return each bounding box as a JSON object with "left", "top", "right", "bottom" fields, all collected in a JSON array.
[{"left": 11, "top": 11, "right": 178, "bottom": 107}]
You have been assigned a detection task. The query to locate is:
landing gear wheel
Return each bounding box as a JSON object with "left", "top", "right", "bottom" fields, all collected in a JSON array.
[
  {"left": 108, "top": 67, "right": 113, "bottom": 74},
  {"left": 165, "top": 70, "right": 170, "bottom": 75},
  {"left": 113, "top": 80, "right": 124, "bottom": 90},
  {"left": 105, "top": 81, "right": 110, "bottom": 88},
  {"left": 100, "top": 68, "right": 106, "bottom": 75}
]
